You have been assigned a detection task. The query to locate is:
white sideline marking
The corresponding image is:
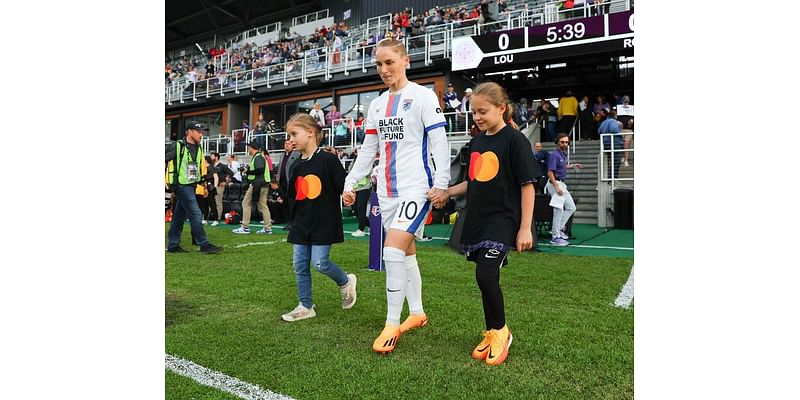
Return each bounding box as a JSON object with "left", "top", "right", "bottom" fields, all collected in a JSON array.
[
  {"left": 166, "top": 354, "right": 295, "bottom": 400},
  {"left": 557, "top": 243, "right": 634, "bottom": 251},
  {"left": 614, "top": 265, "right": 634, "bottom": 308},
  {"left": 234, "top": 239, "right": 286, "bottom": 248}
]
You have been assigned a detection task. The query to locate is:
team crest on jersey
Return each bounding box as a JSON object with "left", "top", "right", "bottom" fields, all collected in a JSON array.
[
  {"left": 402, "top": 99, "right": 413, "bottom": 112},
  {"left": 371, "top": 205, "right": 381, "bottom": 216}
]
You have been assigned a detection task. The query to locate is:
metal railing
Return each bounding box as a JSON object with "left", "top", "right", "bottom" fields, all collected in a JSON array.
[
  {"left": 166, "top": 0, "right": 632, "bottom": 104},
  {"left": 599, "top": 132, "right": 634, "bottom": 191},
  {"left": 292, "top": 10, "right": 329, "bottom": 27}
]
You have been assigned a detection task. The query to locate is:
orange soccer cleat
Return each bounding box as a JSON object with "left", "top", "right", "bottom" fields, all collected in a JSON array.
[
  {"left": 372, "top": 324, "right": 401, "bottom": 353},
  {"left": 399, "top": 313, "right": 429, "bottom": 333},
  {"left": 471, "top": 330, "right": 494, "bottom": 360},
  {"left": 485, "top": 325, "right": 513, "bottom": 366}
]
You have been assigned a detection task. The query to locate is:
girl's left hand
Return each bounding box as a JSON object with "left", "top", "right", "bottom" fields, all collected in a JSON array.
[{"left": 516, "top": 229, "right": 533, "bottom": 253}]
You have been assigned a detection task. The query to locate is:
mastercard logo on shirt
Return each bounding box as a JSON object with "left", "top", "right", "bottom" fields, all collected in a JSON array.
[
  {"left": 468, "top": 151, "right": 499, "bottom": 182},
  {"left": 295, "top": 174, "right": 322, "bottom": 200}
]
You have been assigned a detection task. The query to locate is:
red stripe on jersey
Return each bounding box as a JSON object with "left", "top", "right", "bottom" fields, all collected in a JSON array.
[{"left": 366, "top": 128, "right": 377, "bottom": 135}]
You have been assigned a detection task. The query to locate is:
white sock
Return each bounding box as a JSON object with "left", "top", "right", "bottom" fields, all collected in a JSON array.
[
  {"left": 404, "top": 254, "right": 424, "bottom": 315},
  {"left": 383, "top": 247, "right": 407, "bottom": 326}
]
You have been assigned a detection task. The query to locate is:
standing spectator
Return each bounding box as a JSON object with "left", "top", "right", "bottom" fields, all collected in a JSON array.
[
  {"left": 277, "top": 138, "right": 301, "bottom": 231},
  {"left": 546, "top": 133, "right": 582, "bottom": 246},
  {"left": 514, "top": 97, "right": 531, "bottom": 129},
  {"left": 332, "top": 34, "right": 343, "bottom": 64},
  {"left": 443, "top": 83, "right": 460, "bottom": 133},
  {"left": 540, "top": 101, "right": 558, "bottom": 142},
  {"left": 232, "top": 141, "right": 273, "bottom": 235},
  {"left": 578, "top": 95, "right": 594, "bottom": 141},
  {"left": 165, "top": 121, "right": 223, "bottom": 254},
  {"left": 227, "top": 154, "right": 242, "bottom": 183},
  {"left": 598, "top": 109, "right": 624, "bottom": 179},
  {"left": 616, "top": 95, "right": 634, "bottom": 128},
  {"left": 533, "top": 142, "right": 549, "bottom": 193},
  {"left": 210, "top": 151, "right": 232, "bottom": 226},
  {"left": 201, "top": 155, "right": 219, "bottom": 225},
  {"left": 557, "top": 90, "right": 578, "bottom": 135},
  {"left": 309, "top": 103, "right": 326, "bottom": 129},
  {"left": 254, "top": 113, "right": 268, "bottom": 151},
  {"left": 460, "top": 87, "right": 473, "bottom": 131},
  {"left": 204, "top": 60, "right": 215, "bottom": 78},
  {"left": 325, "top": 105, "right": 342, "bottom": 128}
]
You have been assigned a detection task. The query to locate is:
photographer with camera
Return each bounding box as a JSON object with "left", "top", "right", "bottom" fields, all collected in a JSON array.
[
  {"left": 165, "top": 121, "right": 223, "bottom": 254},
  {"left": 232, "top": 141, "right": 273, "bottom": 235}
]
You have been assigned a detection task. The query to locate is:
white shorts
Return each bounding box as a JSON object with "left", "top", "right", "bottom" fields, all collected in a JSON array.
[{"left": 378, "top": 195, "right": 431, "bottom": 240}]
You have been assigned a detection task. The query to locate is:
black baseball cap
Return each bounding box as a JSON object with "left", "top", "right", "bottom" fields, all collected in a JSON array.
[
  {"left": 247, "top": 141, "right": 260, "bottom": 150},
  {"left": 185, "top": 121, "right": 209, "bottom": 131}
]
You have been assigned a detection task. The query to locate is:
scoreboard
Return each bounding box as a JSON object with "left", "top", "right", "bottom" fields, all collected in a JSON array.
[{"left": 451, "top": 11, "right": 633, "bottom": 71}]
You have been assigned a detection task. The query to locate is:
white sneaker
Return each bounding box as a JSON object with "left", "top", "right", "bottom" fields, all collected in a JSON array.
[
  {"left": 232, "top": 226, "right": 250, "bottom": 234},
  {"left": 281, "top": 303, "right": 316, "bottom": 322},
  {"left": 559, "top": 231, "right": 570, "bottom": 239},
  {"left": 210, "top": 221, "right": 219, "bottom": 227},
  {"left": 256, "top": 228, "right": 273, "bottom": 235},
  {"left": 201, "top": 220, "right": 207, "bottom": 225},
  {"left": 351, "top": 229, "right": 365, "bottom": 237},
  {"left": 340, "top": 274, "right": 357, "bottom": 309}
]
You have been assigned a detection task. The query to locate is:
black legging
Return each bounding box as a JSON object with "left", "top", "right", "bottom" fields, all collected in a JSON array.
[
  {"left": 206, "top": 191, "right": 218, "bottom": 221},
  {"left": 475, "top": 250, "right": 506, "bottom": 331},
  {"left": 354, "top": 190, "right": 370, "bottom": 230}
]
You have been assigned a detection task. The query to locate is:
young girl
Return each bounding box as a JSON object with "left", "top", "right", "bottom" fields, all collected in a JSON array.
[
  {"left": 342, "top": 38, "right": 451, "bottom": 353},
  {"left": 446, "top": 82, "right": 536, "bottom": 366},
  {"left": 280, "top": 113, "right": 357, "bottom": 322}
]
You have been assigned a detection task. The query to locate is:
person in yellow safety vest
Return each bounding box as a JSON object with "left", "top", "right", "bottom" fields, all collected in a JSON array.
[
  {"left": 165, "top": 121, "right": 223, "bottom": 254},
  {"left": 232, "top": 141, "right": 273, "bottom": 235}
]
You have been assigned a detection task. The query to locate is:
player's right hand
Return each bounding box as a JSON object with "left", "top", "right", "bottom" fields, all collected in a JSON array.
[{"left": 342, "top": 190, "right": 356, "bottom": 206}]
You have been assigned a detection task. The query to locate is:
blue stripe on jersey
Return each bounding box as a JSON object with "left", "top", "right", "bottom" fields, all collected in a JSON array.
[
  {"left": 388, "top": 141, "right": 399, "bottom": 197},
  {"left": 424, "top": 121, "right": 448, "bottom": 133},
  {"left": 407, "top": 200, "right": 432, "bottom": 234},
  {"left": 389, "top": 94, "right": 402, "bottom": 117},
  {"left": 422, "top": 131, "right": 433, "bottom": 187}
]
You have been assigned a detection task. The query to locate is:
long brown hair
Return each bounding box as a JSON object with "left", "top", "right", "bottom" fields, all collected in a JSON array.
[{"left": 287, "top": 113, "right": 323, "bottom": 145}]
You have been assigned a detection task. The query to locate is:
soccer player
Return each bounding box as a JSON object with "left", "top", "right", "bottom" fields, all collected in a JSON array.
[
  {"left": 446, "top": 82, "right": 536, "bottom": 366},
  {"left": 280, "top": 113, "right": 358, "bottom": 322},
  {"left": 343, "top": 38, "right": 451, "bottom": 353}
]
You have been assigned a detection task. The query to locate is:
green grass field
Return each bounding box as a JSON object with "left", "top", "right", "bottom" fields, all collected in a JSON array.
[{"left": 166, "top": 222, "right": 634, "bottom": 399}]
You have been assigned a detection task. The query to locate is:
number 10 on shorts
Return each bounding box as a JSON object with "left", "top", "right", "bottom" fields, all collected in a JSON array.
[{"left": 397, "top": 200, "right": 419, "bottom": 221}]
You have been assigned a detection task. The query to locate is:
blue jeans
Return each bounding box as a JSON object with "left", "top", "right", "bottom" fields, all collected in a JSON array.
[
  {"left": 293, "top": 244, "right": 348, "bottom": 308},
  {"left": 167, "top": 185, "right": 209, "bottom": 249}
]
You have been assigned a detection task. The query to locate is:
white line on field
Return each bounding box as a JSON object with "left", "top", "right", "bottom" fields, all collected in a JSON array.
[
  {"left": 234, "top": 239, "right": 286, "bottom": 248},
  {"left": 165, "top": 354, "right": 296, "bottom": 400},
  {"left": 614, "top": 265, "right": 634, "bottom": 308}
]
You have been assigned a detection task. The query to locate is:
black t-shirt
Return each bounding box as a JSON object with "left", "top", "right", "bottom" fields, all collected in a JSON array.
[
  {"left": 461, "top": 125, "right": 536, "bottom": 247},
  {"left": 287, "top": 149, "right": 346, "bottom": 245}
]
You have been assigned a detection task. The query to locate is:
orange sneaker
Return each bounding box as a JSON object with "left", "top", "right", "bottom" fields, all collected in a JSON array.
[
  {"left": 372, "top": 324, "right": 401, "bottom": 353},
  {"left": 485, "top": 325, "right": 513, "bottom": 366},
  {"left": 471, "top": 330, "right": 494, "bottom": 360},
  {"left": 399, "top": 313, "right": 429, "bottom": 333}
]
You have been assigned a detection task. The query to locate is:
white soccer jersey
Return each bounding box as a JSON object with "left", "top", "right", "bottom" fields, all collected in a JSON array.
[{"left": 345, "top": 81, "right": 450, "bottom": 198}]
